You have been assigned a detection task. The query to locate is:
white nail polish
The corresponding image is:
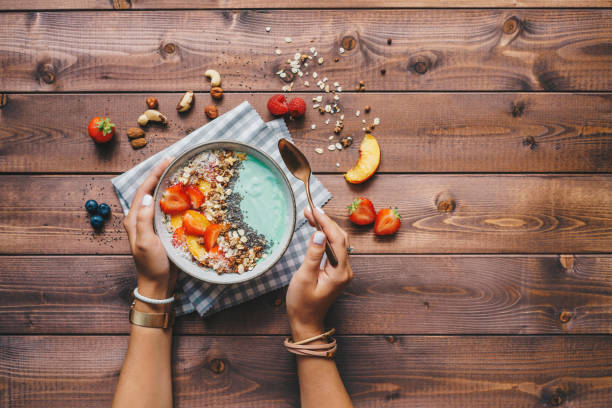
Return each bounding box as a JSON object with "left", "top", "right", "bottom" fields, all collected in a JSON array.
[
  {"left": 142, "top": 194, "right": 153, "bottom": 207},
  {"left": 316, "top": 207, "right": 325, "bottom": 214},
  {"left": 313, "top": 231, "right": 325, "bottom": 245}
]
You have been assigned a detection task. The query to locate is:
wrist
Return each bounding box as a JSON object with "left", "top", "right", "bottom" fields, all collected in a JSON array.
[
  {"left": 289, "top": 321, "right": 326, "bottom": 343},
  {"left": 137, "top": 278, "right": 174, "bottom": 299},
  {"left": 134, "top": 280, "right": 175, "bottom": 313}
]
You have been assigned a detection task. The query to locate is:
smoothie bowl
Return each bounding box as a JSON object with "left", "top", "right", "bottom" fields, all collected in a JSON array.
[{"left": 153, "top": 141, "right": 296, "bottom": 285}]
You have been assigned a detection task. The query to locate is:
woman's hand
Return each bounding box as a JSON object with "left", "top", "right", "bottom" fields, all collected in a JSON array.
[
  {"left": 285, "top": 207, "right": 353, "bottom": 341},
  {"left": 123, "top": 157, "right": 177, "bottom": 304}
]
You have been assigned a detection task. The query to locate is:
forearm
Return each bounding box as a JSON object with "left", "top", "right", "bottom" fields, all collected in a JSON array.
[
  {"left": 293, "top": 326, "right": 353, "bottom": 408},
  {"left": 112, "top": 282, "right": 174, "bottom": 408}
]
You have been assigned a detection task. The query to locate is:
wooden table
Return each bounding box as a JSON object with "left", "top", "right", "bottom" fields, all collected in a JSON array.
[{"left": 1, "top": 2, "right": 611, "bottom": 407}]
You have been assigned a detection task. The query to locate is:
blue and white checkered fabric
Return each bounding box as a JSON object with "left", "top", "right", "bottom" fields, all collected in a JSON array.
[{"left": 111, "top": 101, "right": 331, "bottom": 316}]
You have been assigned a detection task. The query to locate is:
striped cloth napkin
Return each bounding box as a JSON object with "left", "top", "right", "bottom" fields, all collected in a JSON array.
[{"left": 111, "top": 101, "right": 331, "bottom": 316}]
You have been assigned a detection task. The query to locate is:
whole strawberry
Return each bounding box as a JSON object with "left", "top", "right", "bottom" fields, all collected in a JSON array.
[
  {"left": 267, "top": 94, "right": 288, "bottom": 116},
  {"left": 287, "top": 97, "right": 306, "bottom": 118}
]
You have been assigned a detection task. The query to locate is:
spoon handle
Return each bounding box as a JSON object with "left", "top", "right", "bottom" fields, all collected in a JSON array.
[{"left": 305, "top": 178, "right": 339, "bottom": 267}]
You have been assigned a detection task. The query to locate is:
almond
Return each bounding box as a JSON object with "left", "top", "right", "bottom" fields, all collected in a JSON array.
[
  {"left": 126, "top": 127, "right": 145, "bottom": 139},
  {"left": 130, "top": 137, "right": 147, "bottom": 149}
]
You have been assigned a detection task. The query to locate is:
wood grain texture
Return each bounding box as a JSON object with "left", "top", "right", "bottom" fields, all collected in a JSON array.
[
  {"left": 1, "top": 255, "right": 611, "bottom": 335},
  {"left": 1, "top": 335, "right": 611, "bottom": 407},
  {"left": 1, "top": 10, "right": 611, "bottom": 91},
  {"left": 0, "top": 174, "right": 609, "bottom": 255},
  {"left": 1, "top": 93, "right": 611, "bottom": 173},
  {"left": 3, "top": 0, "right": 612, "bottom": 10}
]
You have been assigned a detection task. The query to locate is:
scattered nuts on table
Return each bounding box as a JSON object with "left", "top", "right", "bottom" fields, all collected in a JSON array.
[
  {"left": 205, "top": 105, "right": 218, "bottom": 119},
  {"left": 380, "top": 68, "right": 386, "bottom": 75},
  {"left": 340, "top": 136, "right": 353, "bottom": 148},
  {"left": 387, "top": 38, "right": 392, "bottom": 45},
  {"left": 137, "top": 109, "right": 167, "bottom": 126},
  {"left": 210, "top": 87, "right": 223, "bottom": 99},
  {"left": 126, "top": 127, "right": 145, "bottom": 139},
  {"left": 130, "top": 137, "right": 147, "bottom": 149},
  {"left": 176, "top": 91, "right": 194, "bottom": 112},
  {"left": 146, "top": 96, "right": 159, "bottom": 109},
  {"left": 364, "top": 105, "right": 371, "bottom": 113},
  {"left": 204, "top": 69, "right": 221, "bottom": 87}
]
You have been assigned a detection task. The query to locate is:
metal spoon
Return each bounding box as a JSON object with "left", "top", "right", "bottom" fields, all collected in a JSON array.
[{"left": 278, "top": 138, "right": 339, "bottom": 267}]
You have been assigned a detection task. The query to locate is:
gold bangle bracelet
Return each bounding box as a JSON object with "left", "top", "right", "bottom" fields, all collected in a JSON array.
[{"left": 129, "top": 301, "right": 175, "bottom": 329}]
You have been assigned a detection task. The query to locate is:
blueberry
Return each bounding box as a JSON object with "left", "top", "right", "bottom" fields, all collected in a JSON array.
[
  {"left": 90, "top": 215, "right": 105, "bottom": 230},
  {"left": 97, "top": 203, "right": 111, "bottom": 218},
  {"left": 85, "top": 199, "right": 98, "bottom": 214}
]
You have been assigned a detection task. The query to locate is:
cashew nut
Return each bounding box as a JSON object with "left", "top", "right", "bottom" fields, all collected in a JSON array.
[
  {"left": 176, "top": 91, "right": 194, "bottom": 113},
  {"left": 138, "top": 109, "right": 168, "bottom": 126},
  {"left": 204, "top": 69, "right": 221, "bottom": 87}
]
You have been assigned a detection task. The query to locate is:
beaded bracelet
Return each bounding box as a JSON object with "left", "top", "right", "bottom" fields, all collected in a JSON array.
[{"left": 133, "top": 287, "right": 175, "bottom": 305}]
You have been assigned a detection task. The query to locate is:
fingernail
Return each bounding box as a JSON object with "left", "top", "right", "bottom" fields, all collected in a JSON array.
[
  {"left": 142, "top": 194, "right": 153, "bottom": 207},
  {"left": 313, "top": 231, "right": 325, "bottom": 245},
  {"left": 316, "top": 207, "right": 325, "bottom": 214},
  {"left": 305, "top": 207, "right": 312, "bottom": 216}
]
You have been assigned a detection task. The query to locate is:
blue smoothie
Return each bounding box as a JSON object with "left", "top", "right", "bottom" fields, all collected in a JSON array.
[{"left": 233, "top": 155, "right": 287, "bottom": 250}]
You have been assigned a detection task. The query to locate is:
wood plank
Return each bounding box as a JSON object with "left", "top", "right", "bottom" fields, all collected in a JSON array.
[
  {"left": 4, "top": 1, "right": 612, "bottom": 10},
  {"left": 1, "top": 335, "right": 611, "bottom": 407},
  {"left": 1, "top": 10, "right": 611, "bottom": 92},
  {"left": 1, "top": 255, "right": 611, "bottom": 335},
  {"left": 0, "top": 174, "right": 610, "bottom": 255},
  {"left": 1, "top": 93, "right": 611, "bottom": 173}
]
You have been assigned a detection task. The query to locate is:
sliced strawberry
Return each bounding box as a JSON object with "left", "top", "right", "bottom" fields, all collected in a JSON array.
[
  {"left": 374, "top": 208, "right": 401, "bottom": 236},
  {"left": 182, "top": 210, "right": 210, "bottom": 236},
  {"left": 348, "top": 197, "right": 376, "bottom": 225},
  {"left": 267, "top": 94, "right": 288, "bottom": 116},
  {"left": 185, "top": 185, "right": 205, "bottom": 209},
  {"left": 207, "top": 245, "right": 222, "bottom": 258},
  {"left": 160, "top": 183, "right": 190, "bottom": 214},
  {"left": 171, "top": 226, "right": 186, "bottom": 247},
  {"left": 204, "top": 223, "right": 223, "bottom": 251}
]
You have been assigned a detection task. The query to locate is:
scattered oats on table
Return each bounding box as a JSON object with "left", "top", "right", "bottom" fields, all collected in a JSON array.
[
  {"left": 315, "top": 148, "right": 324, "bottom": 154},
  {"left": 328, "top": 144, "right": 336, "bottom": 151}
]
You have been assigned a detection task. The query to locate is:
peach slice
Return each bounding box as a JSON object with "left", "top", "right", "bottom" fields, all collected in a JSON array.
[
  {"left": 170, "top": 212, "right": 185, "bottom": 229},
  {"left": 186, "top": 235, "right": 207, "bottom": 262},
  {"left": 344, "top": 133, "right": 381, "bottom": 184},
  {"left": 198, "top": 179, "right": 211, "bottom": 196}
]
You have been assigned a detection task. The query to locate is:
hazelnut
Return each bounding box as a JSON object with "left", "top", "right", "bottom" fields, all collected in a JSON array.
[
  {"left": 205, "top": 105, "right": 218, "bottom": 119},
  {"left": 334, "top": 126, "right": 342, "bottom": 134},
  {"left": 364, "top": 105, "right": 371, "bottom": 113},
  {"left": 340, "top": 136, "right": 353, "bottom": 148},
  {"left": 334, "top": 57, "right": 339, "bottom": 62},
  {"left": 146, "top": 96, "right": 158, "bottom": 109},
  {"left": 380, "top": 68, "right": 386, "bottom": 75},
  {"left": 210, "top": 87, "right": 223, "bottom": 99},
  {"left": 387, "top": 38, "right": 392, "bottom": 45}
]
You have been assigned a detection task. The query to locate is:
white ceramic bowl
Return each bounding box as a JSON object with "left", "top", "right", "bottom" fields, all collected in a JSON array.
[{"left": 153, "top": 141, "right": 296, "bottom": 285}]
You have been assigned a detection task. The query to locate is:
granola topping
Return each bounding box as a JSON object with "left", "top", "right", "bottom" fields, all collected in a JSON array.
[{"left": 164, "top": 150, "right": 268, "bottom": 274}]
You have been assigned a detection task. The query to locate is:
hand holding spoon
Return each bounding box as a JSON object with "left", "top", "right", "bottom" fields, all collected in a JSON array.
[{"left": 278, "top": 138, "right": 339, "bottom": 267}]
